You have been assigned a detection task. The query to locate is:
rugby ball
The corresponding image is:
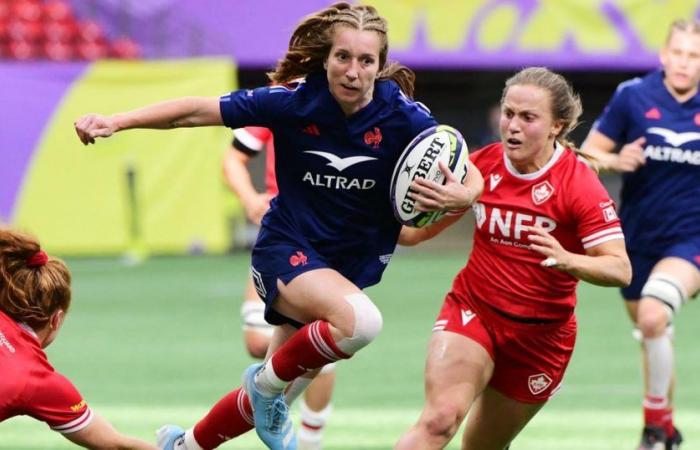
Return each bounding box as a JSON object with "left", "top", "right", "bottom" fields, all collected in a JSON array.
[{"left": 390, "top": 125, "right": 469, "bottom": 227}]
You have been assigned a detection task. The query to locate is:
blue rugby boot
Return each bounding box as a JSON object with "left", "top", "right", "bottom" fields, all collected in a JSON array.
[
  {"left": 156, "top": 424, "right": 185, "bottom": 450},
  {"left": 243, "top": 363, "right": 297, "bottom": 450}
]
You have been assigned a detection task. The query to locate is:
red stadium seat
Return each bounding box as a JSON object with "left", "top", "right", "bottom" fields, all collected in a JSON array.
[
  {"left": 76, "top": 39, "right": 108, "bottom": 60},
  {"left": 7, "top": 18, "right": 44, "bottom": 43},
  {"left": 43, "top": 39, "right": 74, "bottom": 60},
  {"left": 12, "top": 0, "right": 43, "bottom": 22},
  {"left": 77, "top": 19, "right": 102, "bottom": 43},
  {"left": 43, "top": 19, "right": 76, "bottom": 43},
  {"left": 43, "top": 0, "right": 72, "bottom": 22},
  {"left": 6, "top": 39, "right": 40, "bottom": 60},
  {"left": 110, "top": 36, "right": 141, "bottom": 59}
]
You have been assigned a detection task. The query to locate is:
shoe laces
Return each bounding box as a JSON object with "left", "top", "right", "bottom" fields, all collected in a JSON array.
[{"left": 266, "top": 397, "right": 291, "bottom": 434}]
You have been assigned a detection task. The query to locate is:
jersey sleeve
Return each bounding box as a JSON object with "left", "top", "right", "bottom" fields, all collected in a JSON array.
[
  {"left": 569, "top": 165, "right": 625, "bottom": 249},
  {"left": 233, "top": 127, "right": 272, "bottom": 156},
  {"left": 219, "top": 85, "right": 295, "bottom": 130},
  {"left": 24, "top": 371, "right": 93, "bottom": 434},
  {"left": 591, "top": 79, "right": 639, "bottom": 144}
]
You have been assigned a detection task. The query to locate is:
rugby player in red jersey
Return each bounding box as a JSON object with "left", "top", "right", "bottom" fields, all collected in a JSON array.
[
  {"left": 395, "top": 67, "right": 632, "bottom": 450},
  {"left": 0, "top": 229, "right": 156, "bottom": 450}
]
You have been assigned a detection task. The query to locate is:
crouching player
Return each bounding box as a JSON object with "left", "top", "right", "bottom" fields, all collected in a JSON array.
[{"left": 0, "top": 229, "right": 157, "bottom": 450}]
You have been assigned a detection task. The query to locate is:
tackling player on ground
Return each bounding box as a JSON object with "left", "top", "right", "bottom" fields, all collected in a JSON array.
[
  {"left": 582, "top": 19, "right": 700, "bottom": 450},
  {"left": 224, "top": 126, "right": 337, "bottom": 450},
  {"left": 395, "top": 67, "right": 631, "bottom": 450},
  {"left": 74, "top": 3, "right": 484, "bottom": 449},
  {"left": 0, "top": 228, "right": 157, "bottom": 450}
]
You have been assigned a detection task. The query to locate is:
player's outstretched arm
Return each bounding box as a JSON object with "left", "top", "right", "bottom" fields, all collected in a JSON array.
[
  {"left": 64, "top": 412, "right": 157, "bottom": 450},
  {"left": 74, "top": 96, "right": 222, "bottom": 145},
  {"left": 528, "top": 226, "right": 631, "bottom": 287}
]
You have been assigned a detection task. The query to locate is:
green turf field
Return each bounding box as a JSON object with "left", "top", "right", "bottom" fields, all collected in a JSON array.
[{"left": 2, "top": 250, "right": 698, "bottom": 449}]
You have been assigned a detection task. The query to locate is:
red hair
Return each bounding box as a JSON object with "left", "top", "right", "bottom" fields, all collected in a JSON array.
[{"left": 0, "top": 229, "right": 71, "bottom": 329}]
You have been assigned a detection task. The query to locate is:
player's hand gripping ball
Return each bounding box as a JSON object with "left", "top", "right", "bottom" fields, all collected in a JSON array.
[{"left": 390, "top": 125, "right": 469, "bottom": 227}]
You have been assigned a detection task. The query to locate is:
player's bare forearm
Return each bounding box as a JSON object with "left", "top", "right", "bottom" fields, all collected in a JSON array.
[
  {"left": 114, "top": 96, "right": 223, "bottom": 130},
  {"left": 75, "top": 97, "right": 223, "bottom": 145},
  {"left": 398, "top": 213, "right": 463, "bottom": 246},
  {"left": 561, "top": 252, "right": 632, "bottom": 287}
]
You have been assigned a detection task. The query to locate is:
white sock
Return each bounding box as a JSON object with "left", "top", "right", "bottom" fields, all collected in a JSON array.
[
  {"left": 285, "top": 376, "right": 314, "bottom": 405},
  {"left": 644, "top": 334, "right": 674, "bottom": 398},
  {"left": 184, "top": 429, "right": 204, "bottom": 450},
  {"left": 254, "top": 360, "right": 287, "bottom": 396},
  {"left": 298, "top": 400, "right": 332, "bottom": 448}
]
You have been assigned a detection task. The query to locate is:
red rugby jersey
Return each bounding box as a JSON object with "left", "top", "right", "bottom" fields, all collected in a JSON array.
[
  {"left": 455, "top": 142, "right": 624, "bottom": 321},
  {"left": 0, "top": 310, "right": 92, "bottom": 433},
  {"left": 233, "top": 126, "right": 278, "bottom": 196}
]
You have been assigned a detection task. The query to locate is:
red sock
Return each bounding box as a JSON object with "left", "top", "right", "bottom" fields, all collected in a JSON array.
[
  {"left": 643, "top": 395, "right": 668, "bottom": 428},
  {"left": 271, "top": 321, "right": 350, "bottom": 381},
  {"left": 192, "top": 388, "right": 254, "bottom": 449},
  {"left": 662, "top": 406, "right": 675, "bottom": 437}
]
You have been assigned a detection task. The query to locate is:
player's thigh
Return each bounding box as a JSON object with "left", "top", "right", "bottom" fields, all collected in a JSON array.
[
  {"left": 423, "top": 331, "right": 494, "bottom": 416},
  {"left": 462, "top": 387, "right": 544, "bottom": 450},
  {"left": 624, "top": 300, "right": 639, "bottom": 323},
  {"left": 273, "top": 268, "right": 361, "bottom": 336},
  {"left": 652, "top": 257, "right": 700, "bottom": 297}
]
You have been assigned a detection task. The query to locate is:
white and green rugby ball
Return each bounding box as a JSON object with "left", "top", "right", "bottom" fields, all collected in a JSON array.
[{"left": 390, "top": 125, "right": 469, "bottom": 227}]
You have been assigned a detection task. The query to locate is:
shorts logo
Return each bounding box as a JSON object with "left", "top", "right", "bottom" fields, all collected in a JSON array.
[
  {"left": 251, "top": 266, "right": 267, "bottom": 299},
  {"left": 528, "top": 373, "right": 553, "bottom": 395},
  {"left": 461, "top": 309, "right": 476, "bottom": 326},
  {"left": 695, "top": 113, "right": 700, "bottom": 126},
  {"left": 379, "top": 254, "right": 392, "bottom": 264},
  {"left": 532, "top": 181, "right": 554, "bottom": 205},
  {"left": 289, "top": 251, "right": 308, "bottom": 267}
]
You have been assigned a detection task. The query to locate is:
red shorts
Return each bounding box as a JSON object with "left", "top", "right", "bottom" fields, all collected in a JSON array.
[{"left": 433, "top": 291, "right": 577, "bottom": 404}]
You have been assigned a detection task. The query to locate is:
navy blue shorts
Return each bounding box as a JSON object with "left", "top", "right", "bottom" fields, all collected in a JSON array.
[
  {"left": 622, "top": 237, "right": 700, "bottom": 300},
  {"left": 250, "top": 226, "right": 392, "bottom": 327}
]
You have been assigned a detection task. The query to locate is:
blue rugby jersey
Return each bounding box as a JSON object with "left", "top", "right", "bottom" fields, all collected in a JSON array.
[
  {"left": 593, "top": 70, "right": 700, "bottom": 255},
  {"left": 220, "top": 73, "right": 437, "bottom": 270}
]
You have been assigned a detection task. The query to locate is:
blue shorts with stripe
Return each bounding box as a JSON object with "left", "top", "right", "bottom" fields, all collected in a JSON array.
[
  {"left": 622, "top": 236, "right": 700, "bottom": 300},
  {"left": 250, "top": 225, "right": 394, "bottom": 327}
]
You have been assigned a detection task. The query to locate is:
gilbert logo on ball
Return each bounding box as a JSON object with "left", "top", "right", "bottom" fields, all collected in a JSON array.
[{"left": 390, "top": 125, "right": 469, "bottom": 227}]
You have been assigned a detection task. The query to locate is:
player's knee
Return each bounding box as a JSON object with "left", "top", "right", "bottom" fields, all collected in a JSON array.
[
  {"left": 245, "top": 336, "right": 270, "bottom": 359},
  {"left": 336, "top": 293, "right": 383, "bottom": 354},
  {"left": 241, "top": 301, "right": 272, "bottom": 358},
  {"left": 421, "top": 404, "right": 463, "bottom": 440},
  {"left": 639, "top": 274, "right": 687, "bottom": 335}
]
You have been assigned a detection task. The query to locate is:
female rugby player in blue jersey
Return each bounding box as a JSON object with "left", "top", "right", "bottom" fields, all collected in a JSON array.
[
  {"left": 74, "top": 3, "right": 484, "bottom": 450},
  {"left": 582, "top": 19, "right": 700, "bottom": 450}
]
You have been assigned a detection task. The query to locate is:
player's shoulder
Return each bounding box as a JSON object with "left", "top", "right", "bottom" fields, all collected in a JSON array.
[
  {"left": 376, "top": 78, "right": 433, "bottom": 120},
  {"left": 469, "top": 142, "right": 502, "bottom": 165},
  {"left": 612, "top": 70, "right": 660, "bottom": 99},
  {"left": 556, "top": 147, "right": 599, "bottom": 179}
]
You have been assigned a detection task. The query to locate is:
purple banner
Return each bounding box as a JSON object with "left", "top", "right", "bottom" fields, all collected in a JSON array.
[
  {"left": 0, "top": 62, "right": 87, "bottom": 223},
  {"left": 69, "top": 0, "right": 700, "bottom": 69}
]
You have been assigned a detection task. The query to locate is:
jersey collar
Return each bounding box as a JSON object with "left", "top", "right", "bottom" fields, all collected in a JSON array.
[{"left": 503, "top": 141, "right": 565, "bottom": 180}]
